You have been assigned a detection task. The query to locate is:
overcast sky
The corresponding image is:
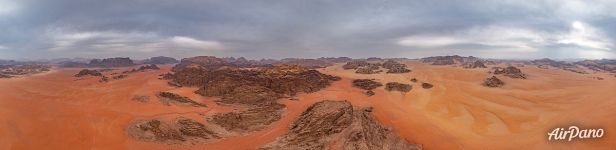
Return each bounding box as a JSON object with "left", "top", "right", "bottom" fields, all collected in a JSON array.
[{"left": 1, "top": 0, "right": 615, "bottom": 60}]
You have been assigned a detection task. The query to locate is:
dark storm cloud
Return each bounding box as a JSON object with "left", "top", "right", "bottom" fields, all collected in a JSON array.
[{"left": 0, "top": 0, "right": 615, "bottom": 60}]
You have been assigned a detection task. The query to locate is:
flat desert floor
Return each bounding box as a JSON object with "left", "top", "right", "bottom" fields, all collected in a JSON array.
[{"left": 1, "top": 62, "right": 615, "bottom": 149}]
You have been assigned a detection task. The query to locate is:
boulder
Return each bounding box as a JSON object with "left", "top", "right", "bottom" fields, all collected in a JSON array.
[
  {"left": 483, "top": 76, "right": 504, "bottom": 87},
  {"left": 421, "top": 83, "right": 433, "bottom": 89},
  {"left": 493, "top": 66, "right": 527, "bottom": 79},
  {"left": 352, "top": 79, "right": 383, "bottom": 90},
  {"left": 385, "top": 82, "right": 412, "bottom": 92}
]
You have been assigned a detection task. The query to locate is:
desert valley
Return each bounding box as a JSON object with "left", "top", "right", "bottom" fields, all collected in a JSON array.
[{"left": 1, "top": 55, "right": 615, "bottom": 149}]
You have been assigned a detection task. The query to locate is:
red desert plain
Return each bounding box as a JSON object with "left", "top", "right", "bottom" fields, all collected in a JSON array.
[{"left": 1, "top": 56, "right": 616, "bottom": 150}]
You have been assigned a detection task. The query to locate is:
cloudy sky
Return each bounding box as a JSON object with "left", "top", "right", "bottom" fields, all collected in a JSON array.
[{"left": 1, "top": 0, "right": 615, "bottom": 60}]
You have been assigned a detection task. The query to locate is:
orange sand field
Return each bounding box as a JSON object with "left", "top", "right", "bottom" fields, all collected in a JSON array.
[{"left": 1, "top": 62, "right": 616, "bottom": 149}]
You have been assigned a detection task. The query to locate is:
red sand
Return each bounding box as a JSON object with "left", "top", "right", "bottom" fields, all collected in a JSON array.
[{"left": 1, "top": 62, "right": 615, "bottom": 149}]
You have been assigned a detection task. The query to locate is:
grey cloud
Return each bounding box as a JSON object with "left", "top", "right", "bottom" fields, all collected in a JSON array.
[{"left": 0, "top": 0, "right": 615, "bottom": 60}]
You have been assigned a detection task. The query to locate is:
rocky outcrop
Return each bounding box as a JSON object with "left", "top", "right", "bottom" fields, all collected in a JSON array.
[
  {"left": 277, "top": 59, "right": 333, "bottom": 69},
  {"left": 0, "top": 64, "right": 51, "bottom": 75},
  {"left": 483, "top": 76, "right": 504, "bottom": 87},
  {"left": 532, "top": 58, "right": 591, "bottom": 74},
  {"left": 99, "top": 76, "right": 109, "bottom": 83},
  {"left": 421, "top": 55, "right": 479, "bottom": 66},
  {"left": 166, "top": 56, "right": 340, "bottom": 133},
  {"left": 215, "top": 85, "right": 281, "bottom": 105},
  {"left": 367, "top": 57, "right": 383, "bottom": 62},
  {"left": 381, "top": 60, "right": 399, "bottom": 69},
  {"left": 172, "top": 56, "right": 235, "bottom": 72},
  {"left": 0, "top": 73, "right": 12, "bottom": 78},
  {"left": 382, "top": 60, "right": 411, "bottom": 73},
  {"left": 112, "top": 74, "right": 128, "bottom": 80},
  {"left": 463, "top": 60, "right": 487, "bottom": 69},
  {"left": 140, "top": 64, "right": 160, "bottom": 70},
  {"left": 386, "top": 64, "right": 411, "bottom": 73},
  {"left": 385, "top": 82, "right": 412, "bottom": 92},
  {"left": 74, "top": 69, "right": 102, "bottom": 77},
  {"left": 355, "top": 65, "right": 382, "bottom": 74},
  {"left": 352, "top": 79, "right": 383, "bottom": 90},
  {"left": 176, "top": 118, "right": 219, "bottom": 139},
  {"left": 89, "top": 57, "right": 134, "bottom": 67},
  {"left": 493, "top": 66, "right": 527, "bottom": 79},
  {"left": 343, "top": 61, "right": 371, "bottom": 70},
  {"left": 157, "top": 92, "right": 206, "bottom": 107},
  {"left": 143, "top": 56, "right": 179, "bottom": 64},
  {"left": 574, "top": 59, "right": 616, "bottom": 73},
  {"left": 365, "top": 90, "right": 375, "bottom": 96},
  {"left": 421, "top": 83, "right": 433, "bottom": 89},
  {"left": 125, "top": 117, "right": 218, "bottom": 144},
  {"left": 132, "top": 95, "right": 150, "bottom": 103},
  {"left": 261, "top": 100, "right": 421, "bottom": 150},
  {"left": 410, "top": 78, "right": 418, "bottom": 82},
  {"left": 60, "top": 61, "right": 89, "bottom": 68},
  {"left": 173, "top": 64, "right": 340, "bottom": 97},
  {"left": 317, "top": 57, "right": 353, "bottom": 63},
  {"left": 209, "top": 103, "right": 284, "bottom": 132},
  {"left": 126, "top": 119, "right": 185, "bottom": 143}
]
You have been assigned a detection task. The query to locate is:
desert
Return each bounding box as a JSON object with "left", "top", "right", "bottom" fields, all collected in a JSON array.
[
  {"left": 2, "top": 1, "right": 616, "bottom": 149},
  {"left": 1, "top": 55, "right": 615, "bottom": 150}
]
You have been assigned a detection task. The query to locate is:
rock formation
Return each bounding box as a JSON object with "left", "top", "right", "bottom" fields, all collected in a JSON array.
[
  {"left": 172, "top": 56, "right": 235, "bottom": 72},
  {"left": 60, "top": 61, "right": 89, "bottom": 68},
  {"left": 355, "top": 65, "right": 382, "bottom": 74},
  {"left": 126, "top": 64, "right": 160, "bottom": 73},
  {"left": 261, "top": 100, "right": 421, "bottom": 150},
  {"left": 421, "top": 55, "right": 480, "bottom": 66},
  {"left": 574, "top": 59, "right": 616, "bottom": 73},
  {"left": 132, "top": 95, "right": 150, "bottom": 103},
  {"left": 352, "top": 79, "right": 383, "bottom": 90},
  {"left": 89, "top": 57, "right": 134, "bottom": 67},
  {"left": 74, "top": 69, "right": 102, "bottom": 77},
  {"left": 421, "top": 83, "right": 433, "bottom": 89},
  {"left": 99, "top": 76, "right": 109, "bottom": 83},
  {"left": 343, "top": 61, "right": 371, "bottom": 70},
  {"left": 209, "top": 103, "right": 284, "bottom": 132},
  {"left": 163, "top": 56, "right": 341, "bottom": 133},
  {"left": 386, "top": 64, "right": 411, "bottom": 73},
  {"left": 317, "top": 57, "right": 353, "bottom": 63},
  {"left": 483, "top": 76, "right": 504, "bottom": 87},
  {"left": 157, "top": 92, "right": 206, "bottom": 107},
  {"left": 125, "top": 117, "right": 218, "bottom": 144},
  {"left": 463, "top": 60, "right": 487, "bottom": 69},
  {"left": 276, "top": 59, "right": 333, "bottom": 69},
  {"left": 381, "top": 60, "right": 400, "bottom": 69},
  {"left": 112, "top": 74, "right": 128, "bottom": 80},
  {"left": 0, "top": 64, "right": 51, "bottom": 75},
  {"left": 493, "top": 66, "right": 527, "bottom": 79},
  {"left": 0, "top": 73, "right": 12, "bottom": 78},
  {"left": 365, "top": 90, "right": 375, "bottom": 96},
  {"left": 385, "top": 82, "right": 412, "bottom": 92},
  {"left": 143, "top": 56, "right": 179, "bottom": 64},
  {"left": 382, "top": 60, "right": 411, "bottom": 73},
  {"left": 367, "top": 57, "right": 383, "bottom": 61}
]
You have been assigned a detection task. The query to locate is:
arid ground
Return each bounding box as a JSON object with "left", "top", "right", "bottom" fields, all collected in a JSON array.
[{"left": 1, "top": 61, "right": 615, "bottom": 149}]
